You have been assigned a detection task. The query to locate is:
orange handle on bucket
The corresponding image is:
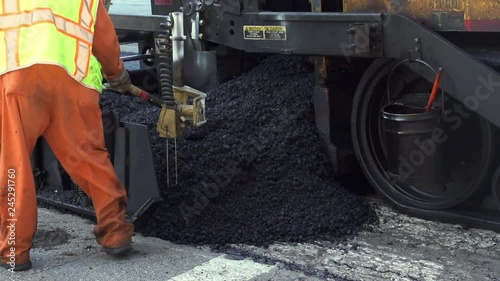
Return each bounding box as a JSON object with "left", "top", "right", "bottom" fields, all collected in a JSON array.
[{"left": 426, "top": 67, "right": 444, "bottom": 112}]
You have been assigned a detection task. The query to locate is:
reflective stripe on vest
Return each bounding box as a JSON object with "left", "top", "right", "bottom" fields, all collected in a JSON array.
[
  {"left": 0, "top": 0, "right": 103, "bottom": 92},
  {"left": 3, "top": 0, "right": 19, "bottom": 70},
  {"left": 2, "top": 0, "right": 18, "bottom": 12},
  {"left": 0, "top": 9, "right": 94, "bottom": 44}
]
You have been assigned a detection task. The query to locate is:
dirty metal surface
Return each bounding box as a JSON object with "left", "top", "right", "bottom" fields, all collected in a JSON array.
[
  {"left": 343, "top": 0, "right": 500, "bottom": 19},
  {"left": 343, "top": 0, "right": 500, "bottom": 31}
]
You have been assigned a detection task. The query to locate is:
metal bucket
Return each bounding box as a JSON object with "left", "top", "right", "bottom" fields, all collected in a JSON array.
[{"left": 382, "top": 103, "right": 446, "bottom": 184}]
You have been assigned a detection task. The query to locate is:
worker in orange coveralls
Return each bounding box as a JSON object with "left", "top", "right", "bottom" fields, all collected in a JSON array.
[{"left": 0, "top": 0, "right": 134, "bottom": 271}]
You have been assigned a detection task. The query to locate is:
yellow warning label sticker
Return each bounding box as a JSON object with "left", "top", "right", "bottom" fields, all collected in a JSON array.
[{"left": 243, "top": 25, "right": 287, "bottom": 40}]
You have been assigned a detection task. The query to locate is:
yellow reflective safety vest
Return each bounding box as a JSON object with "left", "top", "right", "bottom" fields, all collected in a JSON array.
[{"left": 0, "top": 0, "right": 103, "bottom": 93}]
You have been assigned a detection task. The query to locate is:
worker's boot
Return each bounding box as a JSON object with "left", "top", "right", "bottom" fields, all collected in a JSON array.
[
  {"left": 0, "top": 260, "right": 32, "bottom": 271},
  {"left": 0, "top": 251, "right": 32, "bottom": 271},
  {"left": 93, "top": 226, "right": 133, "bottom": 258}
]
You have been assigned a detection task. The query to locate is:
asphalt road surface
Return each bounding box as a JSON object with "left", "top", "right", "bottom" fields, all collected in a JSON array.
[
  {"left": 2, "top": 201, "right": 500, "bottom": 280},
  {"left": 3, "top": 1, "right": 500, "bottom": 280}
]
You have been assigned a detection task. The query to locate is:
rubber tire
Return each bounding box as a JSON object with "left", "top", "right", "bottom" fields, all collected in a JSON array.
[{"left": 351, "top": 59, "right": 494, "bottom": 210}]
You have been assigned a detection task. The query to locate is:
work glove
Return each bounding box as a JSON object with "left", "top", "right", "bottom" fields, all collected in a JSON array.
[{"left": 105, "top": 68, "right": 131, "bottom": 93}]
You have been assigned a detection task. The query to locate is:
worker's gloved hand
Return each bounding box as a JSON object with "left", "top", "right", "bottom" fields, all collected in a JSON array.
[{"left": 106, "top": 68, "right": 131, "bottom": 93}]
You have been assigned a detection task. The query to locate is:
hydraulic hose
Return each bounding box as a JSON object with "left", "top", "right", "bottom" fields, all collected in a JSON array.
[{"left": 158, "top": 15, "right": 176, "bottom": 107}]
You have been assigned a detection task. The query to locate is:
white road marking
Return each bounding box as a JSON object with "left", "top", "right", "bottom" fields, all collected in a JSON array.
[{"left": 169, "top": 255, "right": 275, "bottom": 281}]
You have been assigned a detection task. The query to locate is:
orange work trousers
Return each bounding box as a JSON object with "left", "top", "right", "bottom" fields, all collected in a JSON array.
[{"left": 0, "top": 65, "right": 134, "bottom": 265}]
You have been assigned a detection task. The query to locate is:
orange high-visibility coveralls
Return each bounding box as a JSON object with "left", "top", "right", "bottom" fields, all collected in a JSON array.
[{"left": 0, "top": 0, "right": 134, "bottom": 266}]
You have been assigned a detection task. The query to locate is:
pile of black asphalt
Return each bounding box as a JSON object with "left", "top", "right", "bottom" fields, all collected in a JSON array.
[{"left": 99, "top": 55, "right": 378, "bottom": 247}]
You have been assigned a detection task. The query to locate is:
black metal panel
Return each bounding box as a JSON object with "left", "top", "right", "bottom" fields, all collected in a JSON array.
[
  {"left": 110, "top": 14, "right": 168, "bottom": 33},
  {"left": 122, "top": 122, "right": 163, "bottom": 222},
  {"left": 114, "top": 127, "right": 128, "bottom": 189},
  {"left": 200, "top": 9, "right": 500, "bottom": 128},
  {"left": 38, "top": 137, "right": 63, "bottom": 188},
  {"left": 102, "top": 111, "right": 119, "bottom": 164},
  {"left": 265, "top": 0, "right": 311, "bottom": 12},
  {"left": 314, "top": 86, "right": 341, "bottom": 174},
  {"left": 202, "top": 6, "right": 246, "bottom": 50},
  {"left": 202, "top": 10, "right": 384, "bottom": 56},
  {"left": 219, "top": 0, "right": 242, "bottom": 15}
]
